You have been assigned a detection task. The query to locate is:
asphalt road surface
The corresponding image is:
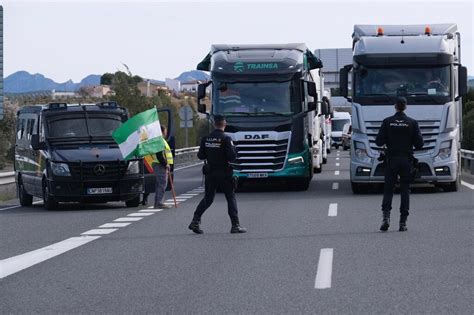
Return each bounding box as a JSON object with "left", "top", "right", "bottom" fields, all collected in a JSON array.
[{"left": 1, "top": 153, "right": 472, "bottom": 314}]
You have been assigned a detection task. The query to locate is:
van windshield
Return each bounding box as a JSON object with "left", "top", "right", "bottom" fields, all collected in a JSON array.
[
  {"left": 332, "top": 119, "right": 350, "bottom": 132},
  {"left": 47, "top": 113, "right": 122, "bottom": 141}
]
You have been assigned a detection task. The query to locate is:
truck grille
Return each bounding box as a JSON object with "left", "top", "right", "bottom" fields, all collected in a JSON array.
[
  {"left": 365, "top": 120, "right": 440, "bottom": 154},
  {"left": 70, "top": 161, "right": 128, "bottom": 180},
  {"left": 232, "top": 139, "right": 289, "bottom": 172}
]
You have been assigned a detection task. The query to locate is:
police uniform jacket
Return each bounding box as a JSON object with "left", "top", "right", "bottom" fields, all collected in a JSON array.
[
  {"left": 375, "top": 112, "right": 424, "bottom": 157},
  {"left": 198, "top": 129, "right": 236, "bottom": 171}
]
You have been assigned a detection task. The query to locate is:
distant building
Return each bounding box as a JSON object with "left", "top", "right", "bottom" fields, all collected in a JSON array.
[
  {"left": 51, "top": 90, "right": 78, "bottom": 100},
  {"left": 137, "top": 81, "right": 169, "bottom": 97},
  {"left": 314, "top": 48, "right": 353, "bottom": 91},
  {"left": 165, "top": 78, "right": 181, "bottom": 94},
  {"left": 181, "top": 80, "right": 200, "bottom": 93},
  {"left": 90, "top": 85, "right": 114, "bottom": 98}
]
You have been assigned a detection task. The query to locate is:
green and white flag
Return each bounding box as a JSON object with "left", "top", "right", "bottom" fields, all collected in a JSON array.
[{"left": 112, "top": 108, "right": 165, "bottom": 160}]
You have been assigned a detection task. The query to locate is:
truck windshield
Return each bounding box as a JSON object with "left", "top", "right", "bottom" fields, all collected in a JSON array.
[
  {"left": 332, "top": 119, "right": 350, "bottom": 132},
  {"left": 355, "top": 65, "right": 451, "bottom": 100},
  {"left": 213, "top": 80, "right": 300, "bottom": 116},
  {"left": 47, "top": 113, "right": 122, "bottom": 140}
]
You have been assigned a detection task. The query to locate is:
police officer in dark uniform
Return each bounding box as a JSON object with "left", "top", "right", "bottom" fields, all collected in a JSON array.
[
  {"left": 375, "top": 97, "right": 424, "bottom": 232},
  {"left": 188, "top": 115, "right": 247, "bottom": 234}
]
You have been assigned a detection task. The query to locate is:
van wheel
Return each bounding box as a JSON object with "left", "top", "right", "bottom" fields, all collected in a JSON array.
[
  {"left": 18, "top": 180, "right": 33, "bottom": 206},
  {"left": 126, "top": 195, "right": 141, "bottom": 207},
  {"left": 343, "top": 145, "right": 349, "bottom": 151},
  {"left": 42, "top": 181, "right": 58, "bottom": 210}
]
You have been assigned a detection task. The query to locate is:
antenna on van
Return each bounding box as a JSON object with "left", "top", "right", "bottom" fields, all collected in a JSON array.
[{"left": 400, "top": 29, "right": 405, "bottom": 44}]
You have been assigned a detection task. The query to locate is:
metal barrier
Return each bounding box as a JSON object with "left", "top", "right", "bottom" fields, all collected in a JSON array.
[
  {"left": 174, "top": 146, "right": 200, "bottom": 166},
  {"left": 0, "top": 171, "right": 15, "bottom": 186},
  {"left": 461, "top": 149, "right": 474, "bottom": 175}
]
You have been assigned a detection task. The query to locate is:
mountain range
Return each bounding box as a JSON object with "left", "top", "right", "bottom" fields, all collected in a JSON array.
[{"left": 4, "top": 70, "right": 210, "bottom": 94}]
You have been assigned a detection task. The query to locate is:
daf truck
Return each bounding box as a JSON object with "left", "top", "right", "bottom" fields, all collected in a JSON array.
[
  {"left": 196, "top": 44, "right": 329, "bottom": 190},
  {"left": 339, "top": 24, "right": 468, "bottom": 193}
]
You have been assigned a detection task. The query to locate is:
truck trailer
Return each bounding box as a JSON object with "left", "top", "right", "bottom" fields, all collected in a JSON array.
[
  {"left": 196, "top": 44, "right": 329, "bottom": 190},
  {"left": 339, "top": 24, "right": 468, "bottom": 193}
]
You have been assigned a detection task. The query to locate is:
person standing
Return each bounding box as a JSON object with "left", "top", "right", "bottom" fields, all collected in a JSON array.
[
  {"left": 151, "top": 125, "right": 173, "bottom": 209},
  {"left": 376, "top": 97, "right": 424, "bottom": 232},
  {"left": 188, "top": 115, "right": 246, "bottom": 234}
]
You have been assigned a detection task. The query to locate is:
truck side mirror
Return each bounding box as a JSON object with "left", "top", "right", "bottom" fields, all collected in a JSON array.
[
  {"left": 339, "top": 65, "right": 352, "bottom": 98},
  {"left": 197, "top": 82, "right": 211, "bottom": 114},
  {"left": 457, "top": 66, "right": 468, "bottom": 99},
  {"left": 307, "top": 81, "right": 317, "bottom": 97},
  {"left": 31, "top": 134, "right": 45, "bottom": 150}
]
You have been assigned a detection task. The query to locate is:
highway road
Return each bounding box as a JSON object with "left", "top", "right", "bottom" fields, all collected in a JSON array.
[{"left": 1, "top": 151, "right": 472, "bottom": 314}]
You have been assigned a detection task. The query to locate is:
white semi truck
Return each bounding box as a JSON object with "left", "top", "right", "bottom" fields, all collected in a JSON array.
[{"left": 339, "top": 24, "right": 468, "bottom": 193}]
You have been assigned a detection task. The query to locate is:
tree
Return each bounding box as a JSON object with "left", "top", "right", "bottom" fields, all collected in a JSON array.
[
  {"left": 100, "top": 72, "right": 114, "bottom": 85},
  {"left": 0, "top": 99, "right": 19, "bottom": 169}
]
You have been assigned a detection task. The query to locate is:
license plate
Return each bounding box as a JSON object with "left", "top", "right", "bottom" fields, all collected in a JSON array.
[
  {"left": 247, "top": 173, "right": 268, "bottom": 178},
  {"left": 87, "top": 187, "right": 113, "bottom": 194}
]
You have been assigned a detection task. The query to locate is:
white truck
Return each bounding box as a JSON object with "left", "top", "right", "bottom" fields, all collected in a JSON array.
[{"left": 339, "top": 24, "right": 468, "bottom": 193}]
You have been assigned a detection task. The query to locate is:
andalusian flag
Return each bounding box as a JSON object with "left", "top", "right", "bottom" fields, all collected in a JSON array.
[{"left": 112, "top": 108, "right": 165, "bottom": 160}]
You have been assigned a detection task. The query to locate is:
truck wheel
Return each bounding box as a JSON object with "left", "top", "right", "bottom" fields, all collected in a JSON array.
[
  {"left": 442, "top": 178, "right": 459, "bottom": 192},
  {"left": 18, "top": 180, "right": 33, "bottom": 206},
  {"left": 42, "top": 181, "right": 58, "bottom": 210},
  {"left": 323, "top": 157, "right": 327, "bottom": 164},
  {"left": 326, "top": 148, "right": 331, "bottom": 154},
  {"left": 314, "top": 165, "right": 322, "bottom": 173},
  {"left": 335, "top": 144, "right": 339, "bottom": 149},
  {"left": 290, "top": 178, "right": 311, "bottom": 191},
  {"left": 125, "top": 195, "right": 141, "bottom": 207},
  {"left": 343, "top": 145, "right": 349, "bottom": 151},
  {"left": 351, "top": 182, "right": 367, "bottom": 194}
]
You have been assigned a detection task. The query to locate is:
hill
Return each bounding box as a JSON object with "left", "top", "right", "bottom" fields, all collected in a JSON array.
[
  {"left": 5, "top": 71, "right": 101, "bottom": 94},
  {"left": 174, "top": 70, "right": 210, "bottom": 83}
]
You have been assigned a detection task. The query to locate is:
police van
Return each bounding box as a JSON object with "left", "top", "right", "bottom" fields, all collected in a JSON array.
[{"left": 15, "top": 102, "right": 145, "bottom": 209}]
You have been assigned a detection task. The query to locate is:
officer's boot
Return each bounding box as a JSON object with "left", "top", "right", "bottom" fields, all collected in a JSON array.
[
  {"left": 230, "top": 218, "right": 247, "bottom": 234},
  {"left": 380, "top": 211, "right": 390, "bottom": 232},
  {"left": 399, "top": 215, "right": 408, "bottom": 232},
  {"left": 188, "top": 218, "right": 203, "bottom": 234}
]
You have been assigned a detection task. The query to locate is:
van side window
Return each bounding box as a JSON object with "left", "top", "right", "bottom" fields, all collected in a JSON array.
[
  {"left": 17, "top": 118, "right": 25, "bottom": 140},
  {"left": 26, "top": 118, "right": 36, "bottom": 140}
]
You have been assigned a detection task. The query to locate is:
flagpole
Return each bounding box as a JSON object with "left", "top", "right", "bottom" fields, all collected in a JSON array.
[{"left": 168, "top": 170, "right": 178, "bottom": 208}]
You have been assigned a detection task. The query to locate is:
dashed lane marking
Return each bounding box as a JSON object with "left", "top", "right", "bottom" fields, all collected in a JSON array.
[
  {"left": 336, "top": 157, "right": 340, "bottom": 161},
  {"left": 328, "top": 203, "right": 338, "bottom": 217},
  {"left": 0, "top": 236, "right": 101, "bottom": 279},
  {"left": 114, "top": 217, "right": 143, "bottom": 222},
  {"left": 332, "top": 183, "right": 339, "bottom": 190},
  {"left": 99, "top": 223, "right": 131, "bottom": 228},
  {"left": 335, "top": 170, "right": 340, "bottom": 176},
  {"left": 315, "top": 248, "right": 334, "bottom": 289},
  {"left": 127, "top": 212, "right": 155, "bottom": 217},
  {"left": 461, "top": 181, "right": 474, "bottom": 190},
  {"left": 139, "top": 209, "right": 163, "bottom": 213},
  {"left": 81, "top": 228, "right": 118, "bottom": 235},
  {"left": 336, "top": 163, "right": 340, "bottom": 167}
]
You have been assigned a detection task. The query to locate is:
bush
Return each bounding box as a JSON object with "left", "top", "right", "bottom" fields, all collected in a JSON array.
[{"left": 462, "top": 110, "right": 474, "bottom": 150}]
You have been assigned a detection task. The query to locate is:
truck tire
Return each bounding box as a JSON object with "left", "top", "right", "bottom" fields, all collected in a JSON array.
[
  {"left": 42, "top": 180, "right": 58, "bottom": 210},
  {"left": 290, "top": 178, "right": 311, "bottom": 191},
  {"left": 323, "top": 157, "right": 327, "bottom": 164},
  {"left": 343, "top": 145, "right": 349, "bottom": 151},
  {"left": 326, "top": 148, "right": 331, "bottom": 154},
  {"left": 351, "top": 182, "right": 367, "bottom": 194},
  {"left": 126, "top": 195, "right": 141, "bottom": 207},
  {"left": 314, "top": 165, "right": 322, "bottom": 173},
  {"left": 442, "top": 178, "right": 459, "bottom": 192},
  {"left": 18, "top": 179, "right": 33, "bottom": 207}
]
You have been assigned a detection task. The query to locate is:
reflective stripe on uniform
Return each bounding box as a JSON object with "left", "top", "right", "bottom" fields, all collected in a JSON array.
[{"left": 164, "top": 140, "right": 174, "bottom": 165}]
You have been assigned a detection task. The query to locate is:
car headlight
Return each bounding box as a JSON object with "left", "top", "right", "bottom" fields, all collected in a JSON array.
[
  {"left": 354, "top": 141, "right": 372, "bottom": 164},
  {"left": 50, "top": 161, "right": 71, "bottom": 176},
  {"left": 434, "top": 140, "right": 452, "bottom": 162},
  {"left": 288, "top": 156, "right": 304, "bottom": 165},
  {"left": 126, "top": 160, "right": 140, "bottom": 174}
]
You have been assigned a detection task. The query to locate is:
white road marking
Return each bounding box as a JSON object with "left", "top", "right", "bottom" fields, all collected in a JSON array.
[
  {"left": 336, "top": 154, "right": 340, "bottom": 157},
  {"left": 180, "top": 193, "right": 199, "bottom": 197},
  {"left": 315, "top": 248, "right": 334, "bottom": 289},
  {"left": 336, "top": 157, "right": 340, "bottom": 161},
  {"left": 127, "top": 212, "right": 154, "bottom": 217},
  {"left": 461, "top": 181, "right": 474, "bottom": 190},
  {"left": 0, "top": 200, "right": 42, "bottom": 211},
  {"left": 166, "top": 198, "right": 186, "bottom": 202},
  {"left": 139, "top": 209, "right": 163, "bottom": 212},
  {"left": 332, "top": 182, "right": 339, "bottom": 190},
  {"left": 81, "top": 228, "right": 118, "bottom": 235},
  {"left": 335, "top": 170, "right": 340, "bottom": 176},
  {"left": 114, "top": 217, "right": 143, "bottom": 222},
  {"left": 99, "top": 223, "right": 131, "bottom": 228},
  {"left": 0, "top": 235, "right": 101, "bottom": 279},
  {"left": 328, "top": 203, "right": 338, "bottom": 217},
  {"left": 336, "top": 163, "right": 340, "bottom": 167}
]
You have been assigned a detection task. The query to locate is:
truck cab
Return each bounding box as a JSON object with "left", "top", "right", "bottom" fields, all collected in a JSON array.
[
  {"left": 15, "top": 102, "right": 144, "bottom": 209},
  {"left": 196, "top": 44, "right": 328, "bottom": 190},
  {"left": 340, "top": 24, "right": 469, "bottom": 193}
]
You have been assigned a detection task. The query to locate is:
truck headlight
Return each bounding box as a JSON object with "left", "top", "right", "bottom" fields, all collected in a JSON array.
[
  {"left": 288, "top": 156, "right": 304, "bottom": 165},
  {"left": 354, "top": 141, "right": 372, "bottom": 164},
  {"left": 126, "top": 160, "right": 140, "bottom": 174},
  {"left": 50, "top": 162, "right": 71, "bottom": 176},
  {"left": 434, "top": 140, "right": 452, "bottom": 162}
]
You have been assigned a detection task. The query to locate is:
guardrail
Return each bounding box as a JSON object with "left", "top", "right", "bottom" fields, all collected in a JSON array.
[
  {"left": 0, "top": 171, "right": 15, "bottom": 186},
  {"left": 461, "top": 149, "right": 474, "bottom": 175}
]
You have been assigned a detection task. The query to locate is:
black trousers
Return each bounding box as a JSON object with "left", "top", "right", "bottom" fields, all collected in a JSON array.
[
  {"left": 193, "top": 172, "right": 239, "bottom": 224},
  {"left": 381, "top": 157, "right": 412, "bottom": 217}
]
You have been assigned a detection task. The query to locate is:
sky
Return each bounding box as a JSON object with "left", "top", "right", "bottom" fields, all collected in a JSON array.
[{"left": 3, "top": 0, "right": 473, "bottom": 83}]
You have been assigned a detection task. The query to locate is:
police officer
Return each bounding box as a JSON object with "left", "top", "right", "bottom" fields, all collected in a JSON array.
[
  {"left": 375, "top": 97, "right": 424, "bottom": 232},
  {"left": 188, "top": 115, "right": 246, "bottom": 234}
]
